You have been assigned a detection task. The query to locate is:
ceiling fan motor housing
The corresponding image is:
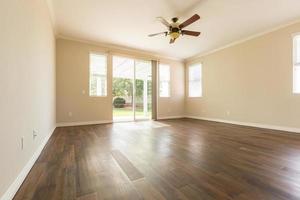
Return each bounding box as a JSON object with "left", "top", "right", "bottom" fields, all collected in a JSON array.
[{"left": 172, "top": 17, "right": 179, "bottom": 23}]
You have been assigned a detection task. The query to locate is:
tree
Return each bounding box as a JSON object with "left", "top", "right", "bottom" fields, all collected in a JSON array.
[
  {"left": 112, "top": 78, "right": 152, "bottom": 104},
  {"left": 112, "top": 78, "right": 132, "bottom": 97}
]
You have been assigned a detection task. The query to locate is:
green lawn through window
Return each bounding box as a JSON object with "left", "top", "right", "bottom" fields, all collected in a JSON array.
[{"left": 113, "top": 108, "right": 151, "bottom": 117}]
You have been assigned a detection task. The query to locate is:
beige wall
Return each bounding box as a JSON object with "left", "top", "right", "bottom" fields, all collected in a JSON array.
[
  {"left": 0, "top": 0, "right": 56, "bottom": 198},
  {"left": 56, "top": 39, "right": 113, "bottom": 123},
  {"left": 56, "top": 38, "right": 185, "bottom": 124},
  {"left": 158, "top": 59, "right": 185, "bottom": 118},
  {"left": 185, "top": 22, "right": 300, "bottom": 129}
]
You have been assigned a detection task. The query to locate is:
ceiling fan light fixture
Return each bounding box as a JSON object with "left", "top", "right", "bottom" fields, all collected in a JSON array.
[{"left": 170, "top": 32, "right": 180, "bottom": 40}]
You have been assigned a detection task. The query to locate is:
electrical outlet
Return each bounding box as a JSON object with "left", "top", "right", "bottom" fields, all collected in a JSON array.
[
  {"left": 226, "top": 110, "right": 231, "bottom": 116},
  {"left": 68, "top": 112, "right": 73, "bottom": 117},
  {"left": 33, "top": 129, "right": 38, "bottom": 140},
  {"left": 82, "top": 90, "right": 86, "bottom": 95}
]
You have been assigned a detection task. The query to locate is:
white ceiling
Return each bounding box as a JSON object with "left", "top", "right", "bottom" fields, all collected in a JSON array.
[{"left": 49, "top": 0, "right": 300, "bottom": 60}]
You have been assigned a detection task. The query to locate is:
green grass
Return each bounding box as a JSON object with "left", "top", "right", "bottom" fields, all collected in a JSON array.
[{"left": 113, "top": 108, "right": 151, "bottom": 117}]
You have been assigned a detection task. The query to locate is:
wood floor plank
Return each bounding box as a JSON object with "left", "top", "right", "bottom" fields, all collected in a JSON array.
[
  {"left": 13, "top": 163, "right": 47, "bottom": 200},
  {"left": 111, "top": 150, "right": 144, "bottom": 181},
  {"left": 179, "top": 184, "right": 215, "bottom": 200},
  {"left": 76, "top": 192, "right": 98, "bottom": 200},
  {"left": 12, "top": 119, "right": 300, "bottom": 200},
  {"left": 132, "top": 178, "right": 166, "bottom": 200}
]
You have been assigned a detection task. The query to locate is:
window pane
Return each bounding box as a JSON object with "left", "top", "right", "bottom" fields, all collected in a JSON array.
[
  {"left": 189, "top": 81, "right": 202, "bottom": 97},
  {"left": 189, "top": 65, "right": 201, "bottom": 81},
  {"left": 294, "top": 66, "right": 300, "bottom": 93},
  {"left": 188, "top": 64, "right": 202, "bottom": 97},
  {"left": 293, "top": 35, "right": 300, "bottom": 94},
  {"left": 296, "top": 37, "right": 300, "bottom": 64},
  {"left": 159, "top": 64, "right": 170, "bottom": 97},
  {"left": 160, "top": 81, "right": 170, "bottom": 97},
  {"left": 90, "top": 53, "right": 107, "bottom": 96},
  {"left": 160, "top": 64, "right": 170, "bottom": 81}
]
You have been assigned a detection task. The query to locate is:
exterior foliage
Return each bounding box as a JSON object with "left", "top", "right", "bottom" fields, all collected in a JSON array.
[{"left": 113, "top": 97, "right": 126, "bottom": 108}]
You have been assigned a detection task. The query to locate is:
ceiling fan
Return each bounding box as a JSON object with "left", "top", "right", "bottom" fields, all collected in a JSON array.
[{"left": 148, "top": 14, "right": 201, "bottom": 44}]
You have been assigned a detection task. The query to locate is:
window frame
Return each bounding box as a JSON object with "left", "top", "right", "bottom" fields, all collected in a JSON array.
[
  {"left": 89, "top": 52, "right": 108, "bottom": 97},
  {"left": 159, "top": 63, "right": 171, "bottom": 98},
  {"left": 188, "top": 63, "right": 202, "bottom": 98},
  {"left": 293, "top": 34, "right": 300, "bottom": 94}
]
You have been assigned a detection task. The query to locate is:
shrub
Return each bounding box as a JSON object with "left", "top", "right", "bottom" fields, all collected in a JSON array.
[{"left": 113, "top": 97, "right": 126, "bottom": 108}]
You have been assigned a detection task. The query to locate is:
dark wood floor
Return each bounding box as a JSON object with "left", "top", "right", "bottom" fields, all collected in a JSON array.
[{"left": 13, "top": 119, "right": 300, "bottom": 200}]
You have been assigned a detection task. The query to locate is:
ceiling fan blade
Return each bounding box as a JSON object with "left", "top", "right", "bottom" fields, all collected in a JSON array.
[
  {"left": 179, "top": 14, "right": 200, "bottom": 29},
  {"left": 148, "top": 32, "right": 168, "bottom": 37},
  {"left": 169, "top": 38, "right": 175, "bottom": 44},
  {"left": 181, "top": 30, "right": 201, "bottom": 37},
  {"left": 157, "top": 17, "right": 171, "bottom": 28}
]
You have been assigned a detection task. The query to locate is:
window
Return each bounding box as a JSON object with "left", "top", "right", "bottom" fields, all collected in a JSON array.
[
  {"left": 159, "top": 64, "right": 170, "bottom": 97},
  {"left": 89, "top": 53, "right": 107, "bottom": 96},
  {"left": 188, "top": 63, "right": 202, "bottom": 97},
  {"left": 293, "top": 35, "right": 300, "bottom": 94}
]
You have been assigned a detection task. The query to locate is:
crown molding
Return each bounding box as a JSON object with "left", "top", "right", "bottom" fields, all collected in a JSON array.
[
  {"left": 56, "top": 35, "right": 184, "bottom": 62},
  {"left": 185, "top": 18, "right": 300, "bottom": 64},
  {"left": 44, "top": 0, "right": 57, "bottom": 35}
]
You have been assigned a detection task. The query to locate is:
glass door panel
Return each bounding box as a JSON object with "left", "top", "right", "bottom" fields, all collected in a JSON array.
[
  {"left": 112, "top": 56, "right": 134, "bottom": 121},
  {"left": 135, "top": 60, "right": 152, "bottom": 120}
]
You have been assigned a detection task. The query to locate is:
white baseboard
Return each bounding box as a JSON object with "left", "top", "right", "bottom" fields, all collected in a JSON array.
[
  {"left": 1, "top": 127, "right": 56, "bottom": 200},
  {"left": 185, "top": 116, "right": 300, "bottom": 133},
  {"left": 157, "top": 115, "right": 184, "bottom": 120},
  {"left": 56, "top": 120, "right": 112, "bottom": 127}
]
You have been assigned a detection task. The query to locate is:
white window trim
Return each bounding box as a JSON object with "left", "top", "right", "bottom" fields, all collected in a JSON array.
[
  {"left": 188, "top": 63, "right": 202, "bottom": 98},
  {"left": 293, "top": 34, "right": 300, "bottom": 94},
  {"left": 89, "top": 52, "right": 108, "bottom": 97},
  {"left": 159, "top": 64, "right": 171, "bottom": 98}
]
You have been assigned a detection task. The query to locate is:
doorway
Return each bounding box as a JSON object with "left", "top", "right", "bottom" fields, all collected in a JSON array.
[{"left": 112, "top": 56, "right": 152, "bottom": 121}]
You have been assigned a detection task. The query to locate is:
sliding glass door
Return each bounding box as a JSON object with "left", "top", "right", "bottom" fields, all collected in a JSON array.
[
  {"left": 135, "top": 60, "right": 152, "bottom": 120},
  {"left": 112, "top": 56, "right": 152, "bottom": 121}
]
